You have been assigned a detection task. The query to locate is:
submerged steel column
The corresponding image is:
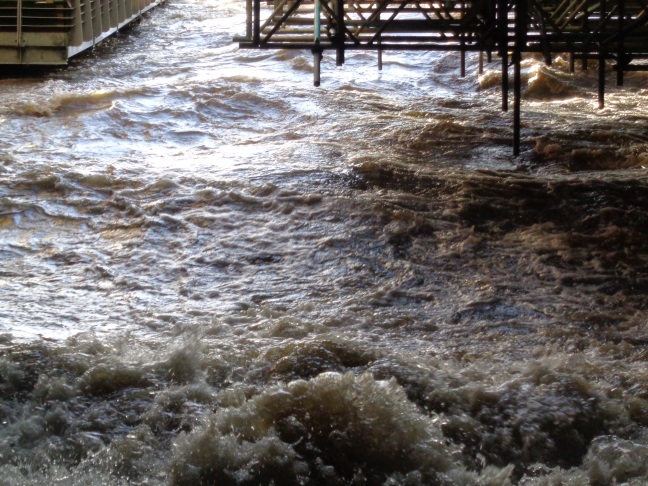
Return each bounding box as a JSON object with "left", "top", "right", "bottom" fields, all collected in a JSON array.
[
  {"left": 313, "top": 0, "right": 322, "bottom": 86},
  {"left": 512, "top": 52, "right": 521, "bottom": 154},
  {"left": 499, "top": 0, "right": 509, "bottom": 112},
  {"left": 598, "top": 48, "right": 606, "bottom": 108},
  {"left": 461, "top": 37, "right": 466, "bottom": 77},
  {"left": 513, "top": 0, "right": 527, "bottom": 155},
  {"left": 313, "top": 48, "right": 323, "bottom": 85},
  {"left": 617, "top": 0, "right": 625, "bottom": 86},
  {"left": 502, "top": 51, "right": 509, "bottom": 113},
  {"left": 569, "top": 50, "right": 575, "bottom": 73},
  {"left": 598, "top": 0, "right": 606, "bottom": 109}
]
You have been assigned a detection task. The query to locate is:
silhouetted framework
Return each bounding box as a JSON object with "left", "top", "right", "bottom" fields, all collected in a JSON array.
[{"left": 235, "top": 0, "right": 648, "bottom": 154}]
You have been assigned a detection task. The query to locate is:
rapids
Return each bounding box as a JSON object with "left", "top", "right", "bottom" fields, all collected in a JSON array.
[{"left": 1, "top": 0, "right": 648, "bottom": 484}]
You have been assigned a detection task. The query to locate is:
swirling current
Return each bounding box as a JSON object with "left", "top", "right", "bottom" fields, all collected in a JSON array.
[{"left": 1, "top": 0, "right": 648, "bottom": 484}]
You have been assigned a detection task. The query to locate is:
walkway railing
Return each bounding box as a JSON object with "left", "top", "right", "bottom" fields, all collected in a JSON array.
[{"left": 0, "top": 0, "right": 163, "bottom": 65}]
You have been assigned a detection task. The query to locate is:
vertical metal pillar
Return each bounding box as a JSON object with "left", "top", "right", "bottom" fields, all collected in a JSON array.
[
  {"left": 460, "top": 0, "right": 466, "bottom": 80},
  {"left": 569, "top": 50, "right": 575, "bottom": 73},
  {"left": 617, "top": 0, "right": 625, "bottom": 86},
  {"left": 582, "top": 12, "right": 589, "bottom": 70},
  {"left": 313, "top": 50, "right": 323, "bottom": 86},
  {"left": 336, "top": 0, "right": 345, "bottom": 66},
  {"left": 598, "top": 0, "right": 606, "bottom": 109},
  {"left": 253, "top": 0, "right": 260, "bottom": 45},
  {"left": 598, "top": 49, "right": 606, "bottom": 108},
  {"left": 502, "top": 48, "right": 508, "bottom": 113},
  {"left": 460, "top": 37, "right": 466, "bottom": 77},
  {"left": 378, "top": 34, "right": 383, "bottom": 71},
  {"left": 499, "top": 0, "right": 509, "bottom": 112},
  {"left": 314, "top": 0, "right": 321, "bottom": 41},
  {"left": 313, "top": 0, "right": 322, "bottom": 86},
  {"left": 246, "top": 0, "right": 252, "bottom": 40},
  {"left": 513, "top": 0, "right": 527, "bottom": 156},
  {"left": 513, "top": 51, "right": 521, "bottom": 155}
]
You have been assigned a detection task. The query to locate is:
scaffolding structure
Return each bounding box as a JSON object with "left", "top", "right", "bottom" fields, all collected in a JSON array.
[{"left": 235, "top": 0, "right": 648, "bottom": 154}]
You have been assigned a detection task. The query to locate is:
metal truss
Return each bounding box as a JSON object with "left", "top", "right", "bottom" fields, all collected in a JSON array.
[{"left": 236, "top": 0, "right": 648, "bottom": 155}]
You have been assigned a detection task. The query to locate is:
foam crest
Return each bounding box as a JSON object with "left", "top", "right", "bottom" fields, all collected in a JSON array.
[
  {"left": 170, "top": 372, "right": 511, "bottom": 485},
  {"left": 526, "top": 65, "right": 580, "bottom": 99}
]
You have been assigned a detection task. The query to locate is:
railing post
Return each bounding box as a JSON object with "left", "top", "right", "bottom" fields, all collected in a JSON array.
[{"left": 72, "top": 0, "right": 84, "bottom": 46}]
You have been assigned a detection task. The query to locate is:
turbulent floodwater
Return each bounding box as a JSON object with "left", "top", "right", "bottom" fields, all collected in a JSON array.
[{"left": 2, "top": 1, "right": 648, "bottom": 484}]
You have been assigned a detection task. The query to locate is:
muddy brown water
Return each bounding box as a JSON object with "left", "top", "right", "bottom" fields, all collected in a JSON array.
[{"left": 1, "top": 0, "right": 647, "bottom": 484}]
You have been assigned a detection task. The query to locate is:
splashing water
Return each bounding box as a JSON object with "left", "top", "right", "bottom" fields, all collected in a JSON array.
[{"left": 1, "top": 0, "right": 648, "bottom": 484}]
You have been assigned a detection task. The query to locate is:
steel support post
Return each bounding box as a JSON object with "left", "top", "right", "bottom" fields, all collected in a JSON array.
[
  {"left": 598, "top": 49, "right": 606, "bottom": 108},
  {"left": 313, "top": 49, "right": 323, "bottom": 86},
  {"left": 617, "top": 0, "right": 625, "bottom": 86},
  {"left": 246, "top": 0, "right": 252, "bottom": 39},
  {"left": 513, "top": 50, "right": 522, "bottom": 155},
  {"left": 253, "top": 0, "right": 260, "bottom": 45},
  {"left": 313, "top": 0, "right": 322, "bottom": 85},
  {"left": 461, "top": 37, "right": 466, "bottom": 77},
  {"left": 513, "top": 0, "right": 527, "bottom": 156},
  {"left": 598, "top": 0, "right": 606, "bottom": 109},
  {"left": 582, "top": 13, "right": 589, "bottom": 70},
  {"left": 336, "top": 0, "right": 345, "bottom": 66},
  {"left": 499, "top": 0, "right": 509, "bottom": 112},
  {"left": 569, "top": 51, "right": 575, "bottom": 73}
]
